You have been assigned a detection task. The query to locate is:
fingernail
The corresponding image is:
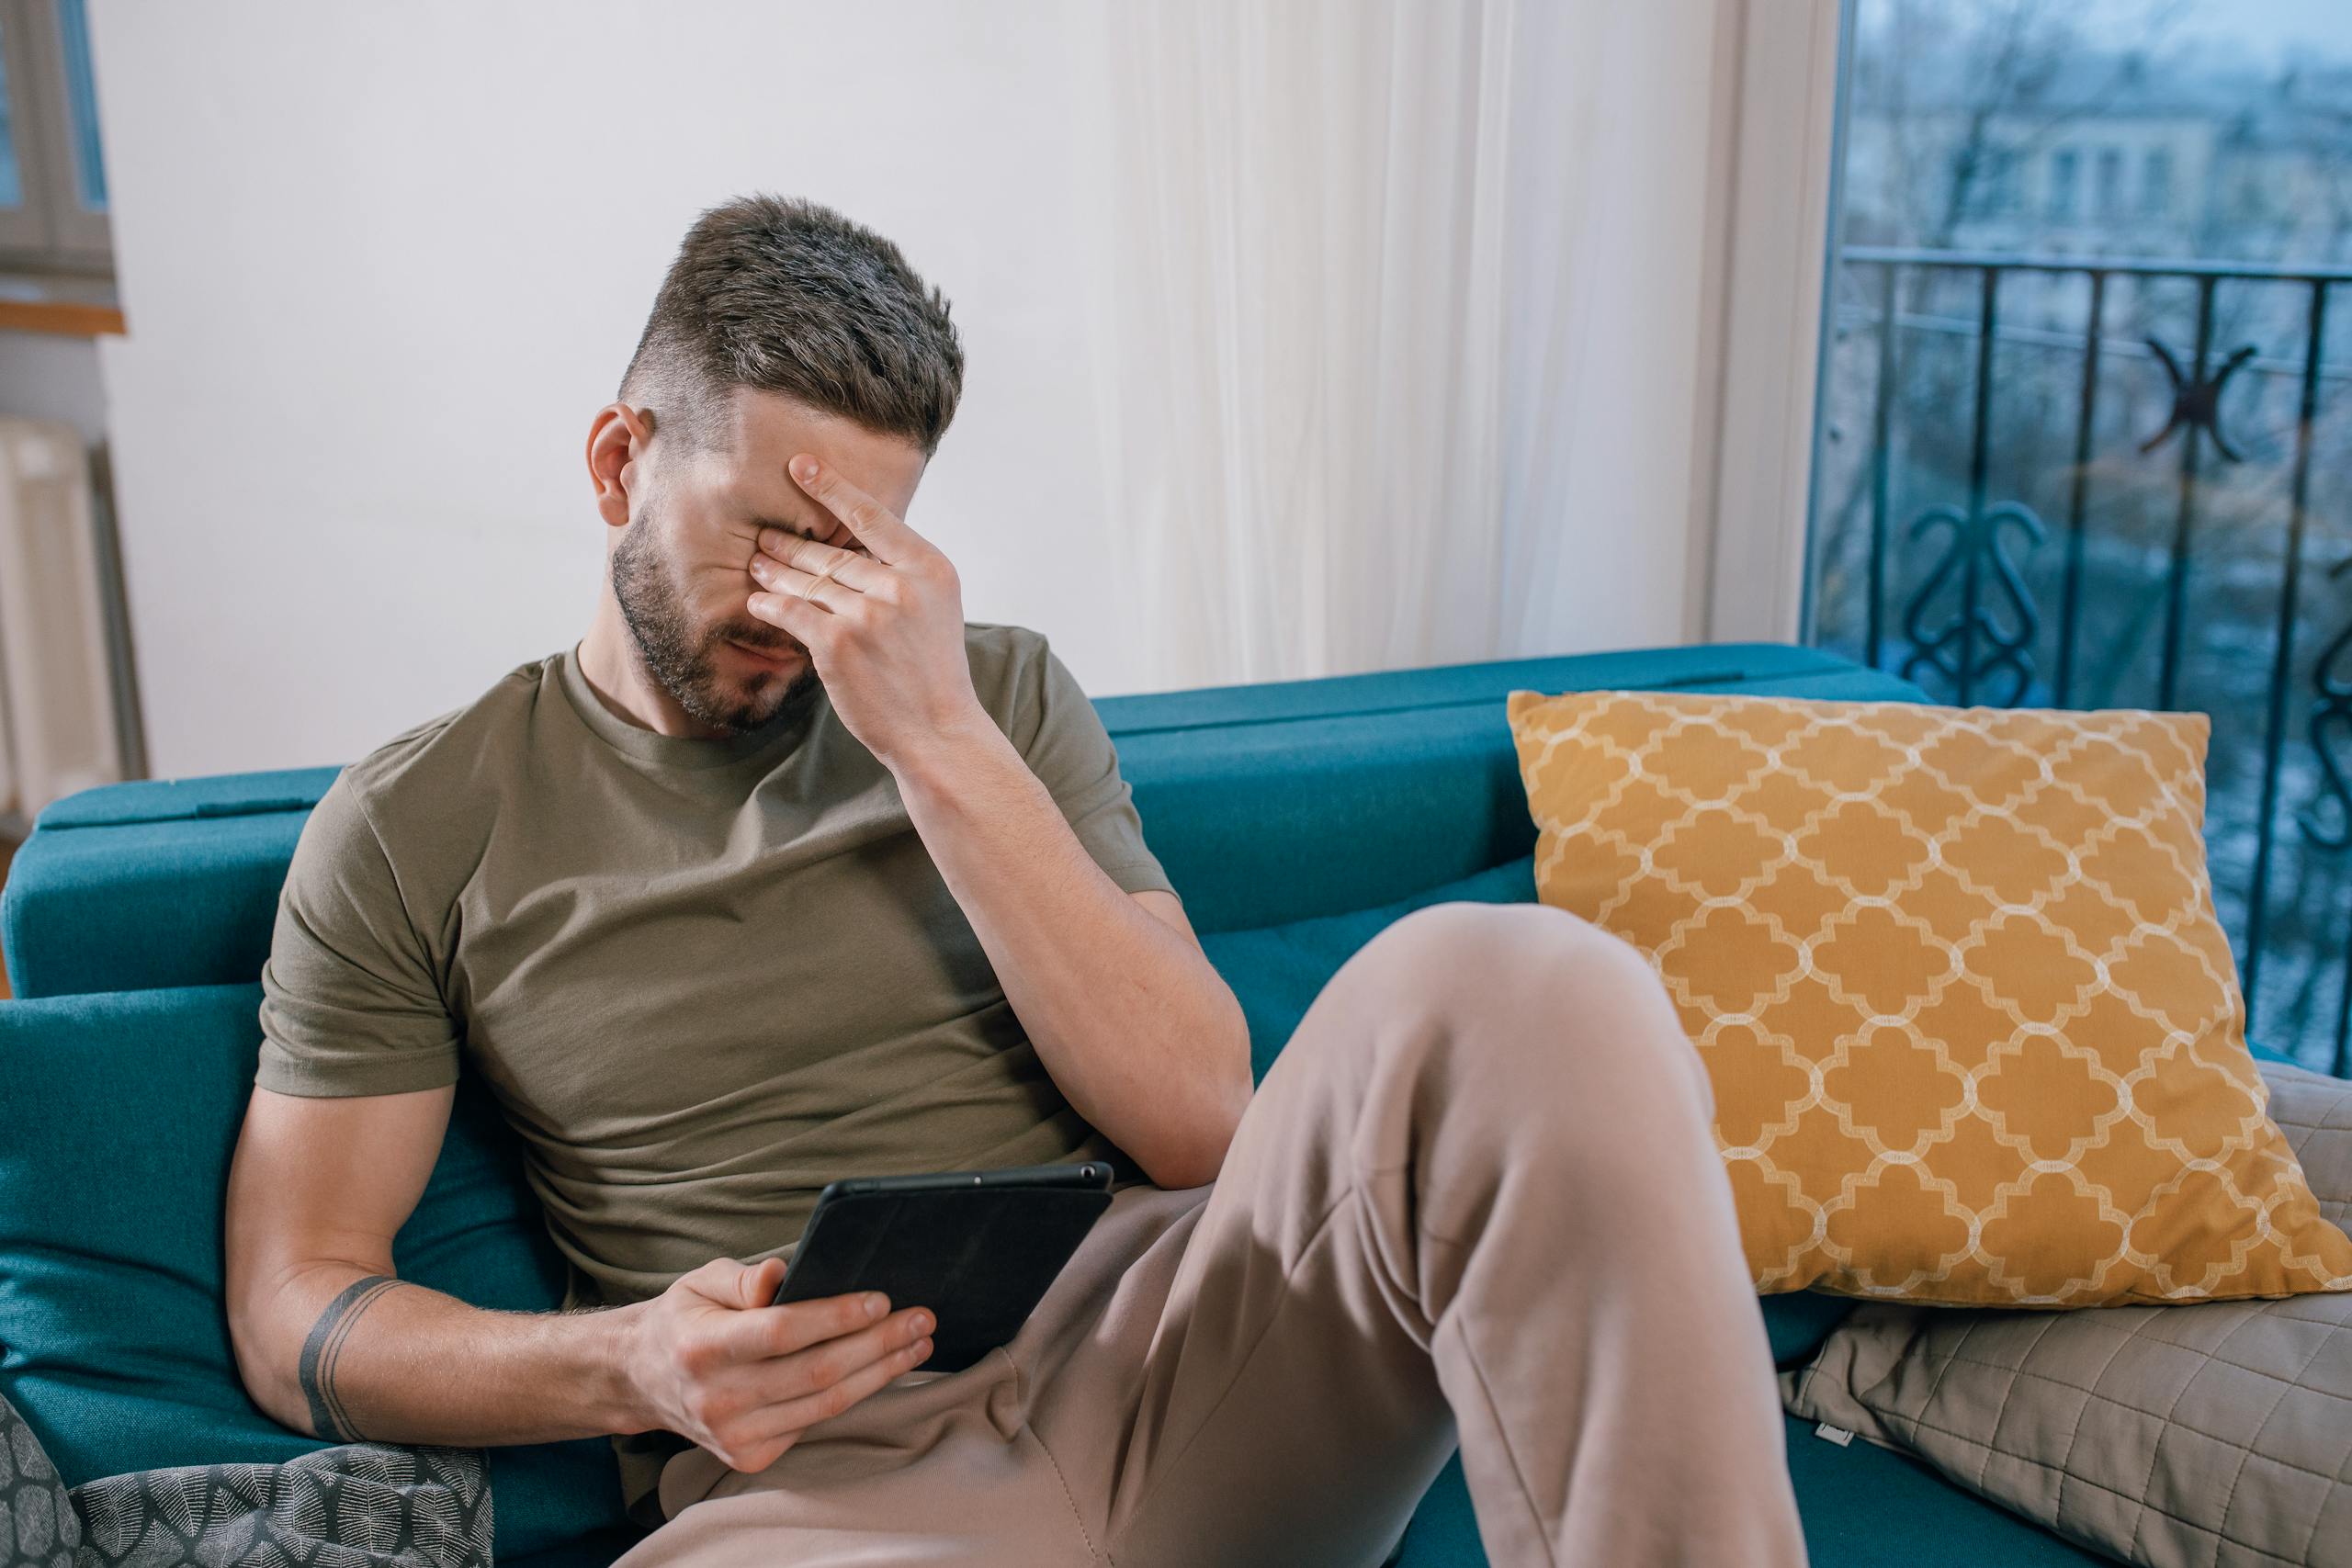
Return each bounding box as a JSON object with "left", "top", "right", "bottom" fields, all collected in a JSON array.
[
  {"left": 911, "top": 1338, "right": 933, "bottom": 1360},
  {"left": 750, "top": 558, "right": 771, "bottom": 582},
  {"left": 865, "top": 1293, "right": 888, "bottom": 1319},
  {"left": 912, "top": 1312, "right": 933, "bottom": 1336},
  {"left": 749, "top": 592, "right": 773, "bottom": 614},
  {"left": 792, "top": 457, "right": 818, "bottom": 481}
]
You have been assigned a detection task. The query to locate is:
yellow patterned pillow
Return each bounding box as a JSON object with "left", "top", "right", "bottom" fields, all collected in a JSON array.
[{"left": 1506, "top": 689, "right": 2352, "bottom": 1307}]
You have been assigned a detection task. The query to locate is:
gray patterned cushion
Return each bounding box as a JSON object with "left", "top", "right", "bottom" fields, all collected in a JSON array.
[
  {"left": 0, "top": 1399, "right": 78, "bottom": 1568},
  {"left": 70, "top": 1444, "right": 492, "bottom": 1568},
  {"left": 1783, "top": 1059, "right": 2352, "bottom": 1568},
  {"left": 0, "top": 1391, "right": 491, "bottom": 1568}
]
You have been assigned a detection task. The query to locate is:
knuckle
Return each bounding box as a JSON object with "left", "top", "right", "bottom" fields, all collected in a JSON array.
[
  {"left": 763, "top": 1316, "right": 807, "bottom": 1358},
  {"left": 811, "top": 1340, "right": 859, "bottom": 1388}
]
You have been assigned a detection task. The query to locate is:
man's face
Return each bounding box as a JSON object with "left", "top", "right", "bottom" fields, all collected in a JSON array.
[{"left": 610, "top": 387, "right": 927, "bottom": 734}]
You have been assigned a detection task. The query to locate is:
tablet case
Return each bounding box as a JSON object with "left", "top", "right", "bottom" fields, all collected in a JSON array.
[{"left": 775, "top": 1180, "right": 1114, "bottom": 1372}]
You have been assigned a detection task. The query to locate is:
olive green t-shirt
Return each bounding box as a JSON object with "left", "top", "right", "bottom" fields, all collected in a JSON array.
[{"left": 254, "top": 623, "right": 1174, "bottom": 1511}]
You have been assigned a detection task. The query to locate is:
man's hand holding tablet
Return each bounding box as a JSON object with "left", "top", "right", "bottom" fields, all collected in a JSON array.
[
  {"left": 616, "top": 1253, "right": 939, "bottom": 1474},
  {"left": 614, "top": 1162, "right": 1110, "bottom": 1474}
]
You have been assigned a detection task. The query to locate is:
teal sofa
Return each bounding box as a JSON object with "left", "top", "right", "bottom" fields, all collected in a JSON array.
[{"left": 2, "top": 641, "right": 2147, "bottom": 1566}]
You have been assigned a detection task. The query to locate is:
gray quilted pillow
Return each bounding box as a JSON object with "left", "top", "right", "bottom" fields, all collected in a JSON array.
[{"left": 1783, "top": 1058, "right": 2352, "bottom": 1568}]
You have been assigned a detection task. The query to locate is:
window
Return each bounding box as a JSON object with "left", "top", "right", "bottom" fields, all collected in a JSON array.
[
  {"left": 2094, "top": 144, "right": 2123, "bottom": 216},
  {"left": 1803, "top": 0, "right": 2352, "bottom": 1074},
  {"left": 0, "top": 0, "right": 108, "bottom": 274},
  {"left": 1951, "top": 143, "right": 2024, "bottom": 219},
  {"left": 2141, "top": 146, "right": 2172, "bottom": 216},
  {"left": 1986, "top": 145, "right": 2020, "bottom": 213},
  {"left": 2048, "top": 147, "right": 2079, "bottom": 220}
]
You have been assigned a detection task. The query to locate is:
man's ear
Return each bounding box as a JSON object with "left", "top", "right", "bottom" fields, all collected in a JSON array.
[{"left": 586, "top": 403, "right": 656, "bottom": 529}]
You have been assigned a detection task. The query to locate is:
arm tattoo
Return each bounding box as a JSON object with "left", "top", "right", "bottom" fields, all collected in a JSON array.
[{"left": 296, "top": 1273, "right": 405, "bottom": 1441}]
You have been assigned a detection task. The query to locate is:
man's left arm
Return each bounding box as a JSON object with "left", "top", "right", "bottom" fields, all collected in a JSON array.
[{"left": 746, "top": 456, "right": 1253, "bottom": 1190}]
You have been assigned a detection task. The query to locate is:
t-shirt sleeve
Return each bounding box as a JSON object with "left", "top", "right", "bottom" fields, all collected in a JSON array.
[
  {"left": 1013, "top": 637, "right": 1178, "bottom": 900},
  {"left": 254, "top": 771, "right": 463, "bottom": 1098}
]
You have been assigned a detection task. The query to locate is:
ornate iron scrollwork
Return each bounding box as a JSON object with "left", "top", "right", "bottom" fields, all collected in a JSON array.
[
  {"left": 2301, "top": 555, "right": 2352, "bottom": 850},
  {"left": 2140, "top": 336, "right": 2257, "bottom": 461},
  {"left": 1899, "top": 501, "right": 2048, "bottom": 706}
]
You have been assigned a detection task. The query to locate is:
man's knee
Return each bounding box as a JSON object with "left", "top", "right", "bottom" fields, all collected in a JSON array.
[
  {"left": 1365, "top": 899, "right": 1638, "bottom": 981},
  {"left": 1338, "top": 901, "right": 1714, "bottom": 1125}
]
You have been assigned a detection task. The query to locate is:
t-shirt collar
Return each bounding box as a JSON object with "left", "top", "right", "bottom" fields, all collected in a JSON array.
[{"left": 556, "top": 638, "right": 822, "bottom": 772}]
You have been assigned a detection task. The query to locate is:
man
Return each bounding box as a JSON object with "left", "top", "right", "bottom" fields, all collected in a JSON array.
[{"left": 224, "top": 194, "right": 1806, "bottom": 1567}]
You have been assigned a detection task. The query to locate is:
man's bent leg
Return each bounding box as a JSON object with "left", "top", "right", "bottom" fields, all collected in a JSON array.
[{"left": 1029, "top": 901, "right": 1805, "bottom": 1568}]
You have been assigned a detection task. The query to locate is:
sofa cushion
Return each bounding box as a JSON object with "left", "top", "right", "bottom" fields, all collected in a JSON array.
[
  {"left": 1781, "top": 1415, "right": 2110, "bottom": 1566},
  {"left": 0, "top": 985, "right": 628, "bottom": 1562},
  {"left": 1508, "top": 688, "right": 2352, "bottom": 1307},
  {"left": 0, "top": 1385, "right": 78, "bottom": 1566},
  {"left": 1388, "top": 1418, "right": 2114, "bottom": 1568},
  {"left": 1201, "top": 856, "right": 1856, "bottom": 1370},
  {"left": 68, "top": 1439, "right": 492, "bottom": 1568}
]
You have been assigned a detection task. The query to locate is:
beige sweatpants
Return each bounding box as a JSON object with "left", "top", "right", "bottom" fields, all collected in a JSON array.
[{"left": 612, "top": 902, "right": 1808, "bottom": 1568}]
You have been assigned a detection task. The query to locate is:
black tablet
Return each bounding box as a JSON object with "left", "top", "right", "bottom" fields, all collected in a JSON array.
[{"left": 771, "top": 1160, "right": 1115, "bottom": 1373}]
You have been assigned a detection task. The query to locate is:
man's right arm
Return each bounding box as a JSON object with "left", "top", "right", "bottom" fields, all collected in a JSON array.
[{"left": 223, "top": 1084, "right": 937, "bottom": 1471}]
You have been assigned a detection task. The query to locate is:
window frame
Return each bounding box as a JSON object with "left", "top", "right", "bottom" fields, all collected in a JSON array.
[
  {"left": 0, "top": 0, "right": 110, "bottom": 276},
  {"left": 1698, "top": 0, "right": 1849, "bottom": 644}
]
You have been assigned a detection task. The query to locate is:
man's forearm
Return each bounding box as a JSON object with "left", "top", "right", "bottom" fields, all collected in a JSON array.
[
  {"left": 241, "top": 1259, "right": 640, "bottom": 1445},
  {"left": 892, "top": 718, "right": 1253, "bottom": 1189}
]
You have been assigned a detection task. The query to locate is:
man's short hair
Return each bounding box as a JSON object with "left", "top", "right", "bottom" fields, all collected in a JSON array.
[{"left": 620, "top": 194, "right": 965, "bottom": 456}]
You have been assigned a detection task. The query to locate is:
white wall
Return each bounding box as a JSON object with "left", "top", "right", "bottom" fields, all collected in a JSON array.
[{"left": 89, "top": 0, "right": 1747, "bottom": 779}]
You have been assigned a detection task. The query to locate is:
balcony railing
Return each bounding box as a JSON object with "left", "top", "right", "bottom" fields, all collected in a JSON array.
[{"left": 1810, "top": 244, "right": 2352, "bottom": 1076}]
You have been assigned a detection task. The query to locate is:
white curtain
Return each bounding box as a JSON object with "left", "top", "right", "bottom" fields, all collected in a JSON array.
[{"left": 1085, "top": 0, "right": 1698, "bottom": 690}]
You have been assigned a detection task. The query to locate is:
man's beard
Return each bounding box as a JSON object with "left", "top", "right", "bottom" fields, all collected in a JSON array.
[{"left": 610, "top": 504, "right": 818, "bottom": 735}]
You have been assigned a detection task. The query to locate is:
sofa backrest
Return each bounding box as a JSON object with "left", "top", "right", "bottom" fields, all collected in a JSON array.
[{"left": 2, "top": 641, "right": 1922, "bottom": 998}]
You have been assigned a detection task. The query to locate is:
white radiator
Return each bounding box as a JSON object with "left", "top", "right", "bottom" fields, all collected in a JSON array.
[{"left": 0, "top": 416, "right": 123, "bottom": 820}]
